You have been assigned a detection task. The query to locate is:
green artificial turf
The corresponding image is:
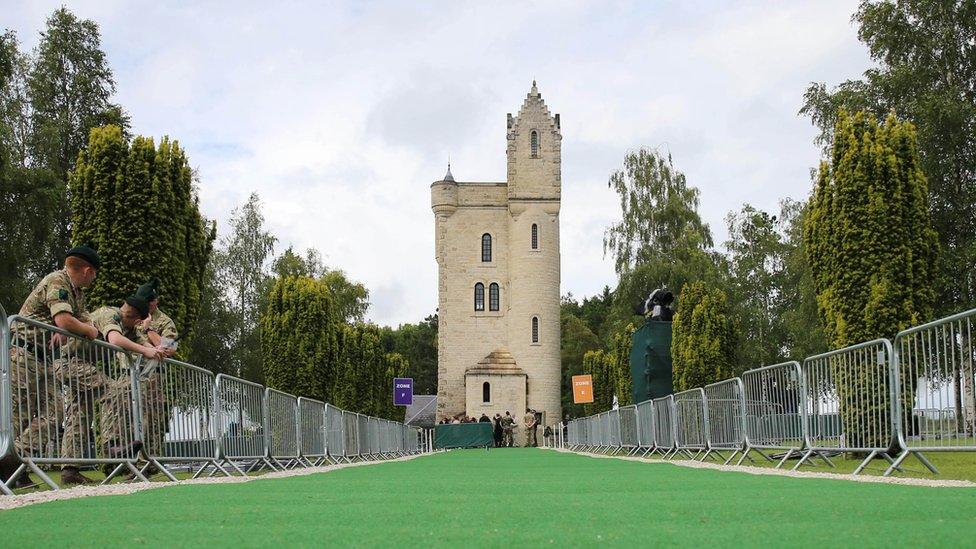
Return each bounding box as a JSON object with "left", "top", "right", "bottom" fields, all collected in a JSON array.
[{"left": 1, "top": 449, "right": 974, "bottom": 547}]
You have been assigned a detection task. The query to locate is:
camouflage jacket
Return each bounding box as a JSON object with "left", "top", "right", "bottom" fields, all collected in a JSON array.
[{"left": 13, "top": 269, "right": 89, "bottom": 344}]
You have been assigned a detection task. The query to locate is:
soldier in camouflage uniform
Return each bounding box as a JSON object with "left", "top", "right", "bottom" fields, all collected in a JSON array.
[
  {"left": 0, "top": 245, "right": 103, "bottom": 487},
  {"left": 124, "top": 278, "right": 177, "bottom": 478},
  {"left": 59, "top": 294, "right": 162, "bottom": 484}
]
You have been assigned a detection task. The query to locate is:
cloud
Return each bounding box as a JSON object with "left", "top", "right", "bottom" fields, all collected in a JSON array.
[{"left": 5, "top": 0, "right": 870, "bottom": 326}]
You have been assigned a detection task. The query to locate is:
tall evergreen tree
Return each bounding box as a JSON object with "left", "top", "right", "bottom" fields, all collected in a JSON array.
[
  {"left": 801, "top": 0, "right": 976, "bottom": 314},
  {"left": 671, "top": 281, "right": 736, "bottom": 391},
  {"left": 261, "top": 276, "right": 338, "bottom": 401},
  {"left": 804, "top": 110, "right": 938, "bottom": 447},
  {"left": 69, "top": 125, "right": 215, "bottom": 353}
]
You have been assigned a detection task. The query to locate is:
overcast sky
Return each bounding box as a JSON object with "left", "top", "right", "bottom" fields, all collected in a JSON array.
[{"left": 6, "top": 1, "right": 872, "bottom": 327}]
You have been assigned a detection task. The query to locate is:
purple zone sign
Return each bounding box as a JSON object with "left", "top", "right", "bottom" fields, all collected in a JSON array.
[{"left": 394, "top": 377, "right": 414, "bottom": 406}]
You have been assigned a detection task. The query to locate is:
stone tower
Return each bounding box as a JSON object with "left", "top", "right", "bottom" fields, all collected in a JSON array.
[{"left": 431, "top": 82, "right": 562, "bottom": 426}]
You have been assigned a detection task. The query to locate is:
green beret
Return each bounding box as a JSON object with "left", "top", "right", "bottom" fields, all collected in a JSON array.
[
  {"left": 124, "top": 294, "right": 150, "bottom": 319},
  {"left": 136, "top": 277, "right": 160, "bottom": 301},
  {"left": 66, "top": 242, "right": 101, "bottom": 269}
]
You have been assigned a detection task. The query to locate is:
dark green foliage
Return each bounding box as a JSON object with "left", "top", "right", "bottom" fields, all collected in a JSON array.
[
  {"left": 805, "top": 110, "right": 937, "bottom": 346},
  {"left": 261, "top": 276, "right": 338, "bottom": 401},
  {"left": 804, "top": 110, "right": 938, "bottom": 447},
  {"left": 328, "top": 323, "right": 407, "bottom": 420},
  {"left": 69, "top": 125, "right": 215, "bottom": 354},
  {"left": 381, "top": 314, "right": 438, "bottom": 396},
  {"left": 608, "top": 324, "right": 636, "bottom": 406},
  {"left": 581, "top": 350, "right": 611, "bottom": 416},
  {"left": 26, "top": 8, "right": 128, "bottom": 274},
  {"left": 559, "top": 311, "right": 600, "bottom": 418},
  {"left": 671, "top": 281, "right": 736, "bottom": 391}
]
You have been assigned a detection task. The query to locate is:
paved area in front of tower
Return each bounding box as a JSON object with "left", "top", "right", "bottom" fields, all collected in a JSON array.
[{"left": 0, "top": 448, "right": 973, "bottom": 546}]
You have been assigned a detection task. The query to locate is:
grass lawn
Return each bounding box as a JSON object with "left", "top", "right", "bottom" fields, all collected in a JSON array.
[{"left": 1, "top": 448, "right": 974, "bottom": 547}]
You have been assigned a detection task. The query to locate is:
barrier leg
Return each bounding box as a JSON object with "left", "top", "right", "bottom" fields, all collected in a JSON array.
[
  {"left": 102, "top": 463, "right": 127, "bottom": 484},
  {"left": 792, "top": 449, "right": 813, "bottom": 471},
  {"left": 25, "top": 461, "right": 58, "bottom": 491},
  {"left": 149, "top": 459, "right": 179, "bottom": 482},
  {"left": 775, "top": 448, "right": 794, "bottom": 469},
  {"left": 852, "top": 449, "right": 879, "bottom": 475}
]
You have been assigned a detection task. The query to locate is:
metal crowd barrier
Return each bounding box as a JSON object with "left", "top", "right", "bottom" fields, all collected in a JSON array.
[
  {"left": 705, "top": 378, "right": 746, "bottom": 464},
  {"left": 265, "top": 388, "right": 299, "bottom": 469},
  {"left": 673, "top": 388, "right": 709, "bottom": 460},
  {"left": 369, "top": 417, "right": 381, "bottom": 457},
  {"left": 889, "top": 308, "right": 976, "bottom": 475},
  {"left": 325, "top": 404, "right": 345, "bottom": 462},
  {"left": 636, "top": 401, "right": 655, "bottom": 455},
  {"left": 599, "top": 412, "right": 611, "bottom": 449},
  {"left": 5, "top": 315, "right": 146, "bottom": 489},
  {"left": 298, "top": 397, "right": 326, "bottom": 466},
  {"left": 141, "top": 358, "right": 222, "bottom": 480},
  {"left": 215, "top": 374, "right": 272, "bottom": 474},
  {"left": 799, "top": 339, "right": 896, "bottom": 474},
  {"left": 344, "top": 411, "right": 360, "bottom": 459},
  {"left": 608, "top": 409, "right": 622, "bottom": 450},
  {"left": 358, "top": 414, "right": 370, "bottom": 457},
  {"left": 0, "top": 313, "right": 428, "bottom": 494},
  {"left": 739, "top": 361, "right": 805, "bottom": 468},
  {"left": 618, "top": 405, "right": 638, "bottom": 454},
  {"left": 0, "top": 304, "right": 10, "bottom": 495},
  {"left": 561, "top": 309, "right": 976, "bottom": 478},
  {"left": 653, "top": 396, "right": 676, "bottom": 456}
]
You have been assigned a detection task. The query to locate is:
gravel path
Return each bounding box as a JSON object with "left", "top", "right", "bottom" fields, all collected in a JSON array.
[
  {"left": 549, "top": 448, "right": 976, "bottom": 488},
  {"left": 0, "top": 454, "right": 429, "bottom": 511}
]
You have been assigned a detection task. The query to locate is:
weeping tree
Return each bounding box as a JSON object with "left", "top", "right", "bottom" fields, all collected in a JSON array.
[
  {"left": 804, "top": 110, "right": 938, "bottom": 447},
  {"left": 70, "top": 125, "right": 215, "bottom": 354},
  {"left": 671, "top": 281, "right": 736, "bottom": 392}
]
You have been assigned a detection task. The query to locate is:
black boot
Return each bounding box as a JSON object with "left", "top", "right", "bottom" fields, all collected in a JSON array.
[
  {"left": 0, "top": 453, "right": 28, "bottom": 489},
  {"left": 61, "top": 466, "right": 95, "bottom": 485}
]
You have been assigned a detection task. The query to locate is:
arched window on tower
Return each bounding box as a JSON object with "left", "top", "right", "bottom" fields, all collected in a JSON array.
[
  {"left": 532, "top": 316, "right": 539, "bottom": 343},
  {"left": 482, "top": 233, "right": 492, "bottom": 262},
  {"left": 489, "top": 283, "right": 500, "bottom": 311},
  {"left": 531, "top": 223, "right": 539, "bottom": 250},
  {"left": 530, "top": 130, "right": 539, "bottom": 158},
  {"left": 474, "top": 283, "right": 485, "bottom": 311},
  {"left": 483, "top": 382, "right": 491, "bottom": 403}
]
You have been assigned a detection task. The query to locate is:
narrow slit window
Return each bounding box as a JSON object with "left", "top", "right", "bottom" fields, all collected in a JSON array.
[
  {"left": 531, "top": 223, "right": 539, "bottom": 250},
  {"left": 530, "top": 130, "right": 539, "bottom": 157},
  {"left": 482, "top": 233, "right": 492, "bottom": 262},
  {"left": 474, "top": 283, "right": 485, "bottom": 311},
  {"left": 532, "top": 316, "right": 539, "bottom": 343},
  {"left": 489, "top": 283, "right": 500, "bottom": 311},
  {"left": 483, "top": 382, "right": 491, "bottom": 403}
]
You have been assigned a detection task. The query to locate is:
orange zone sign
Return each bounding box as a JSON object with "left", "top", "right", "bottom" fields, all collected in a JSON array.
[{"left": 572, "top": 375, "right": 594, "bottom": 404}]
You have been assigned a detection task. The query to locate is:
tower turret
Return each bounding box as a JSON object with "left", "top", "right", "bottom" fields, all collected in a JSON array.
[{"left": 506, "top": 81, "right": 562, "bottom": 201}]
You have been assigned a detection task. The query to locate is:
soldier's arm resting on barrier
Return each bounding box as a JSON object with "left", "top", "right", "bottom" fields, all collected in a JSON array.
[
  {"left": 52, "top": 311, "right": 98, "bottom": 342},
  {"left": 106, "top": 330, "right": 162, "bottom": 359}
]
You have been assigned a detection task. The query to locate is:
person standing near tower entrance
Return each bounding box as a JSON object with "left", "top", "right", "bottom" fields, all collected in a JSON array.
[{"left": 524, "top": 409, "right": 537, "bottom": 447}]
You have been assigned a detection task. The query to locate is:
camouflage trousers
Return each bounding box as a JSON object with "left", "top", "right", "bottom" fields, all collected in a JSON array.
[
  {"left": 100, "top": 372, "right": 167, "bottom": 459},
  {"left": 8, "top": 347, "right": 63, "bottom": 457},
  {"left": 502, "top": 429, "right": 514, "bottom": 447},
  {"left": 54, "top": 357, "right": 114, "bottom": 465}
]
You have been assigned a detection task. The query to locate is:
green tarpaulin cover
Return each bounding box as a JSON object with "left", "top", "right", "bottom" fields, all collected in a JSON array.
[{"left": 435, "top": 422, "right": 494, "bottom": 449}]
